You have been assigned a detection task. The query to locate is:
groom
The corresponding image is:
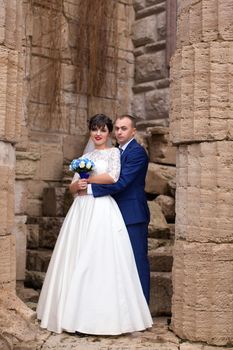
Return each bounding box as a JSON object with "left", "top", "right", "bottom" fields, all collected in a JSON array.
[{"left": 90, "top": 114, "right": 150, "bottom": 304}]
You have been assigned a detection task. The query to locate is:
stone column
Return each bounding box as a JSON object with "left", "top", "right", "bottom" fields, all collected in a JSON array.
[
  {"left": 170, "top": 0, "right": 233, "bottom": 346},
  {"left": 0, "top": 1, "right": 37, "bottom": 348}
]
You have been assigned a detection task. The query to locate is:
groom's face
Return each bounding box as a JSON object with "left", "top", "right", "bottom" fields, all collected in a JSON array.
[{"left": 114, "top": 117, "right": 136, "bottom": 146}]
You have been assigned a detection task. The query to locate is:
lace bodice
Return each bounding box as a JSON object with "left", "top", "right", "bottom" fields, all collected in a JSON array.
[{"left": 71, "top": 147, "right": 121, "bottom": 183}]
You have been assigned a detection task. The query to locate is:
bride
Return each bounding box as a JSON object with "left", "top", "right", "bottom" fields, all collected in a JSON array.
[{"left": 36, "top": 113, "right": 153, "bottom": 335}]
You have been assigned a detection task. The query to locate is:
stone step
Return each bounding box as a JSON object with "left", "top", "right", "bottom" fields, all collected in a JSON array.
[
  {"left": 16, "top": 282, "right": 40, "bottom": 303},
  {"left": 148, "top": 201, "right": 170, "bottom": 239},
  {"left": 26, "top": 249, "right": 52, "bottom": 273},
  {"left": 25, "top": 270, "right": 45, "bottom": 290},
  {"left": 149, "top": 245, "right": 173, "bottom": 272},
  {"left": 149, "top": 272, "right": 172, "bottom": 317}
]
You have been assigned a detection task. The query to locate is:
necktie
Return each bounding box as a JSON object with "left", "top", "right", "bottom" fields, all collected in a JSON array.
[{"left": 119, "top": 147, "right": 123, "bottom": 155}]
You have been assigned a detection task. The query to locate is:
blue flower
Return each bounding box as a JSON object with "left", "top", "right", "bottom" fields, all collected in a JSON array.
[{"left": 69, "top": 157, "right": 95, "bottom": 176}]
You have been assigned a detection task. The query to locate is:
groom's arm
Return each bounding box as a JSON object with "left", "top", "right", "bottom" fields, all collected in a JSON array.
[{"left": 92, "top": 148, "right": 148, "bottom": 198}]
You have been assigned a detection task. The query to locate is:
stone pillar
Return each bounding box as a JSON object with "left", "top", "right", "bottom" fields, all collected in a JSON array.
[
  {"left": 0, "top": 1, "right": 37, "bottom": 348},
  {"left": 170, "top": 0, "right": 233, "bottom": 346}
]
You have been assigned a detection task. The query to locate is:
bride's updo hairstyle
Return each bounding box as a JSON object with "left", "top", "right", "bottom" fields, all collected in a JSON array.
[{"left": 88, "top": 114, "right": 113, "bottom": 133}]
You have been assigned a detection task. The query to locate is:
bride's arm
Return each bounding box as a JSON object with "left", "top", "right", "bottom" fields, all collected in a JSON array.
[
  {"left": 69, "top": 172, "right": 114, "bottom": 194},
  {"left": 87, "top": 148, "right": 120, "bottom": 184},
  {"left": 87, "top": 173, "right": 114, "bottom": 184}
]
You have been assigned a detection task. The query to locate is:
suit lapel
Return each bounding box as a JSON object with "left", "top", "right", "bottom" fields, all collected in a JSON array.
[{"left": 121, "top": 139, "right": 137, "bottom": 160}]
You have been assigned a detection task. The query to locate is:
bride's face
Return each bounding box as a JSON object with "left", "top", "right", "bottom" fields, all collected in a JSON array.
[{"left": 90, "top": 125, "right": 110, "bottom": 148}]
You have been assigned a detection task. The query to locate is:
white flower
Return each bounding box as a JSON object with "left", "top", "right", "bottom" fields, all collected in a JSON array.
[
  {"left": 79, "top": 160, "right": 85, "bottom": 168},
  {"left": 86, "top": 161, "right": 92, "bottom": 169}
]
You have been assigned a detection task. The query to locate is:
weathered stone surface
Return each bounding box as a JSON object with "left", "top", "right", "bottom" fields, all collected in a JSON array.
[
  {"left": 157, "top": 10, "right": 166, "bottom": 40},
  {"left": 146, "top": 88, "right": 169, "bottom": 119},
  {"left": 0, "top": 0, "right": 23, "bottom": 48},
  {"left": 27, "top": 224, "right": 39, "bottom": 249},
  {"left": 42, "top": 187, "right": 67, "bottom": 217},
  {"left": 0, "top": 290, "right": 38, "bottom": 349},
  {"left": 168, "top": 177, "right": 176, "bottom": 198},
  {"left": 63, "top": 0, "right": 79, "bottom": 20},
  {"left": 136, "top": 118, "right": 169, "bottom": 130},
  {"left": 0, "top": 142, "right": 15, "bottom": 236},
  {"left": 61, "top": 63, "right": 77, "bottom": 93},
  {"left": 88, "top": 96, "right": 117, "bottom": 122},
  {"left": 31, "top": 3, "right": 64, "bottom": 58},
  {"left": 37, "top": 144, "right": 63, "bottom": 181},
  {"left": 16, "top": 151, "right": 40, "bottom": 179},
  {"left": 132, "top": 93, "right": 146, "bottom": 120},
  {"left": 170, "top": 42, "right": 233, "bottom": 144},
  {"left": 150, "top": 272, "right": 172, "bottom": 316},
  {"left": 149, "top": 245, "right": 173, "bottom": 272},
  {"left": 27, "top": 216, "right": 64, "bottom": 249},
  {"left": 172, "top": 241, "right": 233, "bottom": 345},
  {"left": 0, "top": 235, "right": 16, "bottom": 289},
  {"left": 177, "top": 0, "right": 233, "bottom": 47},
  {"left": 176, "top": 142, "right": 233, "bottom": 243},
  {"left": 133, "top": 0, "right": 146, "bottom": 11},
  {"left": 118, "top": 15, "right": 134, "bottom": 52},
  {"left": 148, "top": 201, "right": 170, "bottom": 238},
  {"left": 146, "top": 163, "right": 176, "bottom": 195},
  {"left": 168, "top": 223, "right": 175, "bottom": 241},
  {"left": 16, "top": 282, "right": 40, "bottom": 303},
  {"left": 63, "top": 134, "right": 88, "bottom": 162},
  {"left": 147, "top": 126, "right": 176, "bottom": 165},
  {"left": 155, "top": 195, "right": 175, "bottom": 223},
  {"left": 13, "top": 215, "right": 27, "bottom": 280},
  {"left": 171, "top": 1, "right": 233, "bottom": 345},
  {"left": 0, "top": 46, "right": 22, "bottom": 142},
  {"left": 25, "top": 270, "right": 45, "bottom": 289},
  {"left": 42, "top": 186, "right": 73, "bottom": 217},
  {"left": 15, "top": 181, "right": 28, "bottom": 214},
  {"left": 27, "top": 249, "right": 52, "bottom": 273},
  {"left": 133, "top": 81, "right": 156, "bottom": 93},
  {"left": 136, "top": 2, "right": 166, "bottom": 20},
  {"left": 135, "top": 51, "right": 167, "bottom": 83},
  {"left": 181, "top": 344, "right": 233, "bottom": 350},
  {"left": 148, "top": 238, "right": 171, "bottom": 251},
  {"left": 27, "top": 198, "right": 42, "bottom": 217},
  {"left": 132, "top": 16, "right": 158, "bottom": 47},
  {"left": 20, "top": 317, "right": 180, "bottom": 350}
]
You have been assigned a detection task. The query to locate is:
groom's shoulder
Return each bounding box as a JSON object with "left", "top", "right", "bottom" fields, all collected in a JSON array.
[{"left": 128, "top": 140, "right": 148, "bottom": 158}]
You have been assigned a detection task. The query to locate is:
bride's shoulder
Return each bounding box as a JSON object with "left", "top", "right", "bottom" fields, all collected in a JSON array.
[
  {"left": 108, "top": 147, "right": 120, "bottom": 157},
  {"left": 109, "top": 147, "right": 119, "bottom": 153}
]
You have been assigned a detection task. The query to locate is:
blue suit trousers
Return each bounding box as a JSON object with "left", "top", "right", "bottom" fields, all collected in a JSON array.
[{"left": 127, "top": 223, "right": 150, "bottom": 304}]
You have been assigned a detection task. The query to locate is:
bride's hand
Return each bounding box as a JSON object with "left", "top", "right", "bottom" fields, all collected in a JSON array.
[
  {"left": 75, "top": 179, "right": 88, "bottom": 191},
  {"left": 73, "top": 179, "right": 87, "bottom": 193},
  {"left": 69, "top": 179, "right": 88, "bottom": 195}
]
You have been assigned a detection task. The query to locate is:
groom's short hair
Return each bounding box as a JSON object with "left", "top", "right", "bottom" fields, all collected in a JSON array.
[{"left": 116, "top": 114, "right": 137, "bottom": 128}]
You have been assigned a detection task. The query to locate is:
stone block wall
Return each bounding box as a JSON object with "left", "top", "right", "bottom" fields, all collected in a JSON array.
[
  {"left": 170, "top": 0, "right": 233, "bottom": 345},
  {"left": 132, "top": 0, "right": 169, "bottom": 125}
]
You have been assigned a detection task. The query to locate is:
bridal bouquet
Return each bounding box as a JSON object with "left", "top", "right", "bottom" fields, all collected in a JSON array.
[{"left": 69, "top": 157, "right": 95, "bottom": 179}]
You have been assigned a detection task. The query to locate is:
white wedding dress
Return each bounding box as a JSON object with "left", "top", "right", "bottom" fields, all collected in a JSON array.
[{"left": 37, "top": 148, "right": 153, "bottom": 335}]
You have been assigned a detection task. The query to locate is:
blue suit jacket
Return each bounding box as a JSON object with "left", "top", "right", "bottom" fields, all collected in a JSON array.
[{"left": 92, "top": 139, "right": 150, "bottom": 226}]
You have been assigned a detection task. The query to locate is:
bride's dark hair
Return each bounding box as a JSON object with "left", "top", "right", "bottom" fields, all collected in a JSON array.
[{"left": 88, "top": 114, "right": 113, "bottom": 133}]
